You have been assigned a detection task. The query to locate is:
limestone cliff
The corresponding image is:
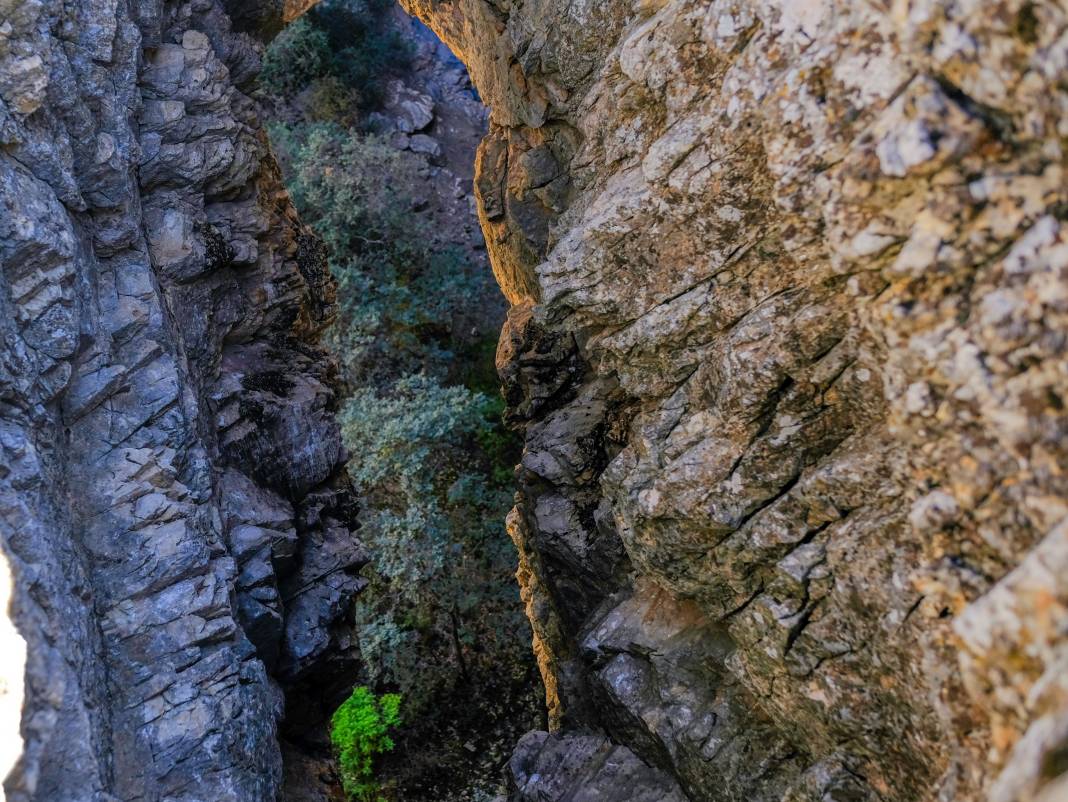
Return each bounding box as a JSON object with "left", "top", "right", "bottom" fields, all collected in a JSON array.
[
  {"left": 0, "top": 1, "right": 364, "bottom": 799},
  {"left": 398, "top": 1, "right": 1068, "bottom": 801}
]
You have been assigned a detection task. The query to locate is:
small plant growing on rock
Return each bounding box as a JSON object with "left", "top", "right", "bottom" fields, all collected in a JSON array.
[{"left": 330, "top": 686, "right": 402, "bottom": 801}]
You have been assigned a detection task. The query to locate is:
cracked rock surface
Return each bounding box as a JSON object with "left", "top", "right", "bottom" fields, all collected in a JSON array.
[
  {"left": 0, "top": 1, "right": 364, "bottom": 799},
  {"left": 5, "top": 0, "right": 1068, "bottom": 800},
  {"left": 399, "top": 0, "right": 1068, "bottom": 800}
]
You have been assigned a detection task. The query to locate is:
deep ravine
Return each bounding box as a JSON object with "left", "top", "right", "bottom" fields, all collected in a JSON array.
[{"left": 259, "top": 4, "right": 543, "bottom": 799}]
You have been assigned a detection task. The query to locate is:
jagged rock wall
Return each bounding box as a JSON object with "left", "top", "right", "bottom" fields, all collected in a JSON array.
[
  {"left": 0, "top": 1, "right": 364, "bottom": 799},
  {"left": 399, "top": 1, "right": 1068, "bottom": 801}
]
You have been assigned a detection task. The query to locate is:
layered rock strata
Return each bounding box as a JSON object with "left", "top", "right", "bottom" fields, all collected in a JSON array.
[
  {"left": 0, "top": 1, "right": 364, "bottom": 799},
  {"left": 399, "top": 1, "right": 1068, "bottom": 800}
]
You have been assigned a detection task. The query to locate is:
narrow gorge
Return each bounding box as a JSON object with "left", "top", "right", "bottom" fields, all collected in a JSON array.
[{"left": 1, "top": 1, "right": 1067, "bottom": 802}]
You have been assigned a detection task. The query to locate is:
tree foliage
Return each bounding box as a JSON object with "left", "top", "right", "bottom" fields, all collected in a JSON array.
[
  {"left": 259, "top": 0, "right": 412, "bottom": 110},
  {"left": 271, "top": 118, "right": 528, "bottom": 720},
  {"left": 271, "top": 122, "right": 484, "bottom": 386},
  {"left": 260, "top": 17, "right": 331, "bottom": 96},
  {"left": 266, "top": 47, "right": 538, "bottom": 798},
  {"left": 340, "top": 372, "right": 522, "bottom": 710}
]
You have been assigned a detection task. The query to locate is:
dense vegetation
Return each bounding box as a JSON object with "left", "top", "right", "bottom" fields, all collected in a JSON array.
[
  {"left": 260, "top": 0, "right": 412, "bottom": 115},
  {"left": 262, "top": 5, "right": 542, "bottom": 798}
]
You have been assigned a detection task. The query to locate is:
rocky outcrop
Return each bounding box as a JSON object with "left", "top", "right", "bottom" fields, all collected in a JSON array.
[
  {"left": 400, "top": 1, "right": 1068, "bottom": 800},
  {"left": 0, "top": 1, "right": 364, "bottom": 799},
  {"left": 370, "top": 7, "right": 493, "bottom": 288}
]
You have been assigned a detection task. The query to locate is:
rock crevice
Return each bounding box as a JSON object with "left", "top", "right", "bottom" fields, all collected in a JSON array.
[{"left": 3, "top": 1, "right": 1068, "bottom": 801}]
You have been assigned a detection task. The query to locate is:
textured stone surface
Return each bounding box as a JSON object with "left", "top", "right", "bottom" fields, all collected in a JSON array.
[
  {"left": 508, "top": 730, "right": 688, "bottom": 802},
  {"left": 399, "top": 1, "right": 1068, "bottom": 800},
  {"left": 0, "top": 1, "right": 364, "bottom": 799},
  {"left": 6, "top": 0, "right": 1068, "bottom": 799}
]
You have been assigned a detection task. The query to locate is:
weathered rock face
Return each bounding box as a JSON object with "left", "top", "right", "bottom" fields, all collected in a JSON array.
[
  {"left": 400, "top": 1, "right": 1068, "bottom": 800},
  {"left": 508, "top": 730, "right": 689, "bottom": 802},
  {"left": 0, "top": 1, "right": 364, "bottom": 799}
]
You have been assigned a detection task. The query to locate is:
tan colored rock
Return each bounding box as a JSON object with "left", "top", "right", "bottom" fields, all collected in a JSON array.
[{"left": 402, "top": 0, "right": 1068, "bottom": 799}]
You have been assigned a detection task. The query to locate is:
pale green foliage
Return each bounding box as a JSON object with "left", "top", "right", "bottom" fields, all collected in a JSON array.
[
  {"left": 328, "top": 253, "right": 472, "bottom": 387},
  {"left": 330, "top": 687, "right": 402, "bottom": 801},
  {"left": 343, "top": 374, "right": 490, "bottom": 488},
  {"left": 353, "top": 618, "right": 410, "bottom": 692},
  {"left": 273, "top": 124, "right": 415, "bottom": 256},
  {"left": 340, "top": 374, "right": 499, "bottom": 596}
]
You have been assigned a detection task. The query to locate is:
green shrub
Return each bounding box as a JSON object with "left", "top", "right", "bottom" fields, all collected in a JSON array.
[
  {"left": 330, "top": 33, "right": 413, "bottom": 108},
  {"left": 341, "top": 373, "right": 522, "bottom": 712},
  {"left": 330, "top": 687, "right": 402, "bottom": 801},
  {"left": 306, "top": 76, "right": 366, "bottom": 124},
  {"left": 271, "top": 122, "right": 487, "bottom": 387},
  {"left": 341, "top": 373, "right": 491, "bottom": 489},
  {"left": 260, "top": 0, "right": 413, "bottom": 112},
  {"left": 260, "top": 17, "right": 330, "bottom": 96},
  {"left": 277, "top": 123, "right": 415, "bottom": 256},
  {"left": 339, "top": 374, "right": 508, "bottom": 635},
  {"left": 313, "top": 0, "right": 413, "bottom": 108}
]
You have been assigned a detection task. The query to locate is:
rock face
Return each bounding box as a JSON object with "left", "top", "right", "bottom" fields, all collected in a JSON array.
[
  {"left": 0, "top": 1, "right": 364, "bottom": 800},
  {"left": 369, "top": 7, "right": 493, "bottom": 282},
  {"left": 508, "top": 730, "right": 688, "bottom": 802},
  {"left": 399, "top": 1, "right": 1068, "bottom": 800}
]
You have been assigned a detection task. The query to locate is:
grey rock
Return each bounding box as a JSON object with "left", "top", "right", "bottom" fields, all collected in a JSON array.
[
  {"left": 409, "top": 132, "right": 443, "bottom": 159},
  {"left": 382, "top": 79, "right": 435, "bottom": 134},
  {"left": 508, "top": 731, "right": 687, "bottom": 802},
  {"left": 0, "top": 1, "right": 364, "bottom": 799}
]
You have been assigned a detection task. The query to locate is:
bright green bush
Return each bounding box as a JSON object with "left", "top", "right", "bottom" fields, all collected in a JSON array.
[{"left": 330, "top": 687, "right": 402, "bottom": 801}]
